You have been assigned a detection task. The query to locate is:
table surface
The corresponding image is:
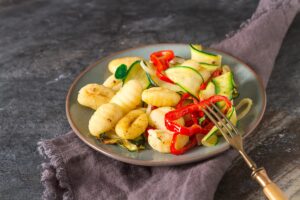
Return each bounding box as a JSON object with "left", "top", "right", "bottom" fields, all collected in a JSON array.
[{"left": 0, "top": 0, "right": 299, "bottom": 199}]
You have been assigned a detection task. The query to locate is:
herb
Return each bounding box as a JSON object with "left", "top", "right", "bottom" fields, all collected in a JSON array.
[
  {"left": 198, "top": 116, "right": 206, "bottom": 125},
  {"left": 130, "top": 135, "right": 146, "bottom": 146},
  {"left": 114, "top": 64, "right": 127, "bottom": 79}
]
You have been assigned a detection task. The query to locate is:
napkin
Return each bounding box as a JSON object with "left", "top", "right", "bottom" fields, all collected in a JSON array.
[{"left": 38, "top": 0, "right": 300, "bottom": 199}]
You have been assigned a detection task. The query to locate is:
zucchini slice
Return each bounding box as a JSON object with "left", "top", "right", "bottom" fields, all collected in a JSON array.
[
  {"left": 212, "top": 71, "right": 235, "bottom": 109},
  {"left": 140, "top": 60, "right": 183, "bottom": 92},
  {"left": 180, "top": 60, "right": 211, "bottom": 82},
  {"left": 202, "top": 106, "right": 237, "bottom": 146},
  {"left": 146, "top": 72, "right": 183, "bottom": 92},
  {"left": 123, "top": 60, "right": 151, "bottom": 89},
  {"left": 181, "top": 59, "right": 202, "bottom": 71},
  {"left": 212, "top": 71, "right": 234, "bottom": 100},
  {"left": 201, "top": 134, "right": 219, "bottom": 147},
  {"left": 165, "top": 66, "right": 204, "bottom": 98},
  {"left": 199, "top": 81, "right": 215, "bottom": 101},
  {"left": 190, "top": 44, "right": 222, "bottom": 66},
  {"left": 199, "top": 63, "right": 220, "bottom": 72}
]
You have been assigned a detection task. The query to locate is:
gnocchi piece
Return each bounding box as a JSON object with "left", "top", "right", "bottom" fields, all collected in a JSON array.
[
  {"left": 103, "top": 75, "right": 122, "bottom": 91},
  {"left": 149, "top": 107, "right": 184, "bottom": 131},
  {"left": 77, "top": 84, "right": 115, "bottom": 110},
  {"left": 110, "top": 80, "right": 143, "bottom": 113},
  {"left": 142, "top": 87, "right": 180, "bottom": 107},
  {"left": 108, "top": 57, "right": 143, "bottom": 73},
  {"left": 88, "top": 103, "right": 124, "bottom": 137},
  {"left": 115, "top": 109, "right": 148, "bottom": 139},
  {"left": 148, "top": 129, "right": 189, "bottom": 153}
]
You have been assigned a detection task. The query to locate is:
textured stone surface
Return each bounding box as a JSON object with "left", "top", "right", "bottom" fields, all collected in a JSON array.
[{"left": 0, "top": 0, "right": 299, "bottom": 199}]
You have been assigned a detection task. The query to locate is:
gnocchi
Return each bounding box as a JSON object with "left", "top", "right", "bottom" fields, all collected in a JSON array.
[
  {"left": 110, "top": 80, "right": 143, "bottom": 113},
  {"left": 148, "top": 129, "right": 189, "bottom": 153},
  {"left": 108, "top": 56, "right": 143, "bottom": 73},
  {"left": 142, "top": 87, "right": 180, "bottom": 107},
  {"left": 115, "top": 109, "right": 148, "bottom": 139},
  {"left": 88, "top": 103, "right": 123, "bottom": 137},
  {"left": 77, "top": 84, "right": 115, "bottom": 110},
  {"left": 76, "top": 45, "right": 251, "bottom": 155},
  {"left": 149, "top": 107, "right": 184, "bottom": 131},
  {"left": 103, "top": 75, "right": 122, "bottom": 91}
]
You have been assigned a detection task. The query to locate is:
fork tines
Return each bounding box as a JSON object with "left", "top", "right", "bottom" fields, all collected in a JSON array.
[{"left": 201, "top": 103, "right": 239, "bottom": 140}]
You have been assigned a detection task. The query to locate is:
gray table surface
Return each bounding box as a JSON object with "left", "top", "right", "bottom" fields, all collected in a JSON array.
[{"left": 0, "top": 0, "right": 299, "bottom": 199}]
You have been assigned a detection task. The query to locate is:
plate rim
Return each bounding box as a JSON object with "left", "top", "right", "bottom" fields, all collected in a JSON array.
[{"left": 65, "top": 43, "right": 267, "bottom": 166}]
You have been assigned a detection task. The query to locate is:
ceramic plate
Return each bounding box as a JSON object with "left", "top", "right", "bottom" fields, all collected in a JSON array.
[{"left": 66, "top": 43, "right": 266, "bottom": 166}]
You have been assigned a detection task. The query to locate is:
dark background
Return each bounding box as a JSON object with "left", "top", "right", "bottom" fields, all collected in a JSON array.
[{"left": 0, "top": 0, "right": 299, "bottom": 199}]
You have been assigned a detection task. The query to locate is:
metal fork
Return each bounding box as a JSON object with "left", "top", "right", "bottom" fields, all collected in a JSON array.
[{"left": 202, "top": 103, "right": 287, "bottom": 200}]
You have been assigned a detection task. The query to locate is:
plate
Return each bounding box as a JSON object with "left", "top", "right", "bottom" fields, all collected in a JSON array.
[{"left": 66, "top": 43, "right": 266, "bottom": 166}]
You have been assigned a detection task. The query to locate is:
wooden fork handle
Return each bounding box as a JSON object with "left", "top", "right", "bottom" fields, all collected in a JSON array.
[{"left": 252, "top": 168, "right": 288, "bottom": 200}]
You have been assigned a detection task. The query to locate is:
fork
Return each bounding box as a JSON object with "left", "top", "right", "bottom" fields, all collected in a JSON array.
[{"left": 202, "top": 103, "right": 288, "bottom": 200}]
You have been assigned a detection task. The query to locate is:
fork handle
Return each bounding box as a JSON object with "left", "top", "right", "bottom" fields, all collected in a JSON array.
[{"left": 252, "top": 168, "right": 287, "bottom": 200}]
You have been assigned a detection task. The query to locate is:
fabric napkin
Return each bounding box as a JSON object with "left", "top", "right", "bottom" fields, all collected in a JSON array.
[{"left": 38, "top": 0, "right": 300, "bottom": 199}]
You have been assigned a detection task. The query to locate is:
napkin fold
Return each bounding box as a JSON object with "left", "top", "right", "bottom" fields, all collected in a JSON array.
[{"left": 38, "top": 0, "right": 300, "bottom": 199}]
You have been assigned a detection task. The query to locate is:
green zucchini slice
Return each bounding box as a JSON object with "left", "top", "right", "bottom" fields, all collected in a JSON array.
[
  {"left": 165, "top": 66, "right": 204, "bottom": 98},
  {"left": 123, "top": 60, "right": 151, "bottom": 89}
]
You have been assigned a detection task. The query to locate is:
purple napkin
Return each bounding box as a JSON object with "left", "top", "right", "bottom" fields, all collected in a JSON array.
[{"left": 38, "top": 0, "right": 300, "bottom": 199}]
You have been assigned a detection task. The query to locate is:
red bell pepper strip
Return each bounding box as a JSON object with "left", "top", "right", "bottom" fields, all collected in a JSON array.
[
  {"left": 151, "top": 105, "right": 158, "bottom": 110},
  {"left": 170, "top": 134, "right": 197, "bottom": 155},
  {"left": 199, "top": 82, "right": 207, "bottom": 90},
  {"left": 150, "top": 50, "right": 175, "bottom": 83},
  {"left": 165, "top": 95, "right": 231, "bottom": 136},
  {"left": 176, "top": 93, "right": 199, "bottom": 109},
  {"left": 212, "top": 69, "right": 222, "bottom": 78},
  {"left": 176, "top": 93, "right": 201, "bottom": 126},
  {"left": 183, "top": 115, "right": 194, "bottom": 127},
  {"left": 190, "top": 112, "right": 200, "bottom": 124},
  {"left": 176, "top": 93, "right": 190, "bottom": 109}
]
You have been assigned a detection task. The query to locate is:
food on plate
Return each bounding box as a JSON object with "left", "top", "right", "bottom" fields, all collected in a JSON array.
[
  {"left": 148, "top": 129, "right": 189, "bottom": 153},
  {"left": 115, "top": 109, "right": 148, "bottom": 140},
  {"left": 142, "top": 87, "right": 181, "bottom": 107},
  {"left": 103, "top": 75, "right": 122, "bottom": 91},
  {"left": 88, "top": 103, "right": 123, "bottom": 136},
  {"left": 77, "top": 84, "right": 115, "bottom": 110},
  {"left": 110, "top": 80, "right": 143, "bottom": 113},
  {"left": 148, "top": 107, "right": 184, "bottom": 130},
  {"left": 78, "top": 44, "right": 252, "bottom": 155},
  {"left": 108, "top": 56, "right": 143, "bottom": 73}
]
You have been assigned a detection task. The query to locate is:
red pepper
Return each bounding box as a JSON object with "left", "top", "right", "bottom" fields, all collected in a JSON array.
[
  {"left": 150, "top": 50, "right": 175, "bottom": 83},
  {"left": 204, "top": 121, "right": 215, "bottom": 130},
  {"left": 199, "top": 82, "right": 207, "bottom": 90},
  {"left": 212, "top": 69, "right": 222, "bottom": 78},
  {"left": 176, "top": 93, "right": 201, "bottom": 126},
  {"left": 170, "top": 134, "right": 197, "bottom": 155},
  {"left": 190, "top": 112, "right": 199, "bottom": 124},
  {"left": 183, "top": 115, "right": 194, "bottom": 127},
  {"left": 192, "top": 98, "right": 199, "bottom": 104},
  {"left": 151, "top": 105, "right": 158, "bottom": 110},
  {"left": 165, "top": 95, "right": 231, "bottom": 136},
  {"left": 176, "top": 93, "right": 190, "bottom": 109},
  {"left": 176, "top": 93, "right": 199, "bottom": 109}
]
